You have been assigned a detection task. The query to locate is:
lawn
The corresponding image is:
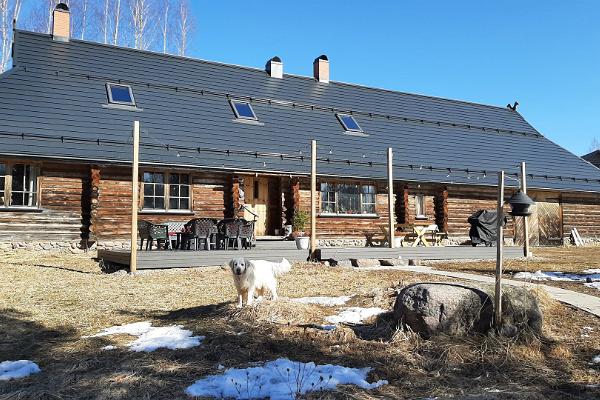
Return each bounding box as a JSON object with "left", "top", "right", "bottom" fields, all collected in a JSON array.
[
  {"left": 1, "top": 249, "right": 599, "bottom": 399},
  {"left": 431, "top": 246, "right": 600, "bottom": 297}
]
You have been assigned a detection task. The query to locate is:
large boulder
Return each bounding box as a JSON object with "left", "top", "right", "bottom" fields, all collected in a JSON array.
[{"left": 393, "top": 283, "right": 542, "bottom": 337}]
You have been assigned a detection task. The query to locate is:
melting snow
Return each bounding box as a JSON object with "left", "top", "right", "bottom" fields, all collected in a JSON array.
[
  {"left": 292, "top": 296, "right": 352, "bottom": 306},
  {"left": 513, "top": 270, "right": 600, "bottom": 290},
  {"left": 593, "top": 355, "right": 600, "bottom": 364},
  {"left": 0, "top": 360, "right": 41, "bottom": 381},
  {"left": 185, "top": 358, "right": 387, "bottom": 399},
  {"left": 86, "top": 322, "right": 204, "bottom": 352},
  {"left": 325, "top": 307, "right": 386, "bottom": 324}
]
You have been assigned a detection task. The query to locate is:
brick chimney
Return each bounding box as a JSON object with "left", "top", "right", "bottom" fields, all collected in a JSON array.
[
  {"left": 313, "top": 55, "right": 329, "bottom": 83},
  {"left": 265, "top": 56, "right": 283, "bottom": 79},
  {"left": 52, "top": 3, "right": 70, "bottom": 42}
]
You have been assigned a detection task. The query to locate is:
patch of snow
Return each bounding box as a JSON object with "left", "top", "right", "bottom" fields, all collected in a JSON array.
[
  {"left": 513, "top": 270, "right": 600, "bottom": 287},
  {"left": 86, "top": 322, "right": 204, "bottom": 352},
  {"left": 101, "top": 345, "right": 116, "bottom": 351},
  {"left": 584, "top": 281, "right": 600, "bottom": 291},
  {"left": 292, "top": 296, "right": 352, "bottom": 306},
  {"left": 325, "top": 307, "right": 386, "bottom": 324},
  {"left": 185, "top": 358, "right": 387, "bottom": 399},
  {"left": 0, "top": 360, "right": 41, "bottom": 381},
  {"left": 316, "top": 325, "right": 337, "bottom": 331},
  {"left": 592, "top": 355, "right": 600, "bottom": 364}
]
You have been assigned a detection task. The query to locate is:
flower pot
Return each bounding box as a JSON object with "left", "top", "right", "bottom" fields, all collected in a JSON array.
[{"left": 295, "top": 236, "right": 310, "bottom": 250}]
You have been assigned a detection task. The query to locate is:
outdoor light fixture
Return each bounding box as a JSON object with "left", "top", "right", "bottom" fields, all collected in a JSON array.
[{"left": 507, "top": 190, "right": 535, "bottom": 217}]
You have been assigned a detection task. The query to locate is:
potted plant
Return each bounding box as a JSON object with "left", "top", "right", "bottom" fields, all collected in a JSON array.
[{"left": 292, "top": 211, "right": 310, "bottom": 250}]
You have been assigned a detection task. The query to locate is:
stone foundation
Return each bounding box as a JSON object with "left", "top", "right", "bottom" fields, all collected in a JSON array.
[{"left": 0, "top": 240, "right": 95, "bottom": 253}]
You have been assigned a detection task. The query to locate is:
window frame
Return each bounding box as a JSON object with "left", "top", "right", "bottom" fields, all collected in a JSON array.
[
  {"left": 141, "top": 170, "right": 192, "bottom": 213},
  {"left": 319, "top": 181, "right": 378, "bottom": 216},
  {"left": 106, "top": 83, "right": 136, "bottom": 107},
  {"left": 230, "top": 99, "right": 258, "bottom": 121},
  {"left": 336, "top": 113, "right": 364, "bottom": 133},
  {"left": 0, "top": 160, "right": 41, "bottom": 209},
  {"left": 415, "top": 194, "right": 427, "bottom": 219}
]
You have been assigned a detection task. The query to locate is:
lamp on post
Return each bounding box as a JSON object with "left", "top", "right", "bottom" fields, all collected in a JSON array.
[{"left": 494, "top": 173, "right": 535, "bottom": 329}]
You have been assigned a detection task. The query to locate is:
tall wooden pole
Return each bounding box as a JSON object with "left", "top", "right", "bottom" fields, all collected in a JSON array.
[
  {"left": 310, "top": 140, "right": 317, "bottom": 258},
  {"left": 494, "top": 170, "right": 505, "bottom": 328},
  {"left": 520, "top": 162, "right": 530, "bottom": 258},
  {"left": 387, "top": 148, "right": 395, "bottom": 248},
  {"left": 130, "top": 121, "right": 140, "bottom": 274}
]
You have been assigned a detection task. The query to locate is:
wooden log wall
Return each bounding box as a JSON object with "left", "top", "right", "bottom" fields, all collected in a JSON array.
[
  {"left": 95, "top": 166, "right": 228, "bottom": 241},
  {"left": 562, "top": 193, "right": 600, "bottom": 239},
  {"left": 297, "top": 178, "right": 390, "bottom": 238},
  {"left": 446, "top": 186, "right": 515, "bottom": 239},
  {"left": 0, "top": 162, "right": 89, "bottom": 243}
]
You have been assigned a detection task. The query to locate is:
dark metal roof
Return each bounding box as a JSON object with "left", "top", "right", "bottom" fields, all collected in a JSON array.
[
  {"left": 582, "top": 150, "right": 600, "bottom": 169},
  {"left": 1, "top": 30, "right": 600, "bottom": 193}
]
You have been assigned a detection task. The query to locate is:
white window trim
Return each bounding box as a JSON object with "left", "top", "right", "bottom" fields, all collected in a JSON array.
[
  {"left": 319, "top": 181, "right": 377, "bottom": 216},
  {"left": 415, "top": 194, "right": 427, "bottom": 219},
  {"left": 0, "top": 161, "right": 41, "bottom": 209},
  {"left": 230, "top": 99, "right": 258, "bottom": 121},
  {"left": 106, "top": 83, "right": 136, "bottom": 107},
  {"left": 141, "top": 171, "right": 192, "bottom": 212}
]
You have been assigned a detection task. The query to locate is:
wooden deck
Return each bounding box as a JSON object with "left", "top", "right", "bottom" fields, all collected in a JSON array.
[{"left": 98, "top": 241, "right": 525, "bottom": 270}]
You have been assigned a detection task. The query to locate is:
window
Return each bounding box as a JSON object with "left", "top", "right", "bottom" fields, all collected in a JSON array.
[
  {"left": 415, "top": 194, "right": 426, "bottom": 219},
  {"left": 168, "top": 173, "right": 190, "bottom": 210},
  {"left": 142, "top": 171, "right": 191, "bottom": 211},
  {"left": 320, "top": 182, "right": 376, "bottom": 215},
  {"left": 0, "top": 162, "right": 39, "bottom": 208},
  {"left": 106, "top": 83, "right": 136, "bottom": 106},
  {"left": 336, "top": 113, "right": 363, "bottom": 133},
  {"left": 230, "top": 100, "right": 257, "bottom": 120}
]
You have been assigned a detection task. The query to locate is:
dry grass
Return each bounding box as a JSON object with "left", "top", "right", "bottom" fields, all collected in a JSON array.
[
  {"left": 430, "top": 246, "right": 600, "bottom": 296},
  {"left": 0, "top": 249, "right": 599, "bottom": 399}
]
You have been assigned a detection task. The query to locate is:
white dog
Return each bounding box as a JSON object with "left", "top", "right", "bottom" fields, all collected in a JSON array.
[{"left": 229, "top": 258, "right": 291, "bottom": 307}]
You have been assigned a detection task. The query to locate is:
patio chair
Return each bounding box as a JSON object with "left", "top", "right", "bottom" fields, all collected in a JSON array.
[
  {"left": 137, "top": 220, "right": 152, "bottom": 250},
  {"left": 148, "top": 223, "right": 170, "bottom": 250},
  {"left": 182, "top": 218, "right": 217, "bottom": 250},
  {"left": 166, "top": 221, "right": 186, "bottom": 249},
  {"left": 239, "top": 221, "right": 255, "bottom": 249},
  {"left": 221, "top": 219, "right": 244, "bottom": 250}
]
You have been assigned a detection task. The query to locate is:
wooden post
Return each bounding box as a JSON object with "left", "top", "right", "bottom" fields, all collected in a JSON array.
[
  {"left": 130, "top": 121, "right": 140, "bottom": 274},
  {"left": 387, "top": 148, "right": 395, "bottom": 248},
  {"left": 310, "top": 140, "right": 317, "bottom": 257},
  {"left": 520, "top": 162, "right": 530, "bottom": 258},
  {"left": 494, "top": 170, "right": 505, "bottom": 328}
]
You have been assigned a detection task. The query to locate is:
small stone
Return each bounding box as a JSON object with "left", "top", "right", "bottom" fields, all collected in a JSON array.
[
  {"left": 408, "top": 258, "right": 420, "bottom": 266},
  {"left": 336, "top": 260, "right": 353, "bottom": 268},
  {"left": 379, "top": 258, "right": 406, "bottom": 266},
  {"left": 350, "top": 259, "right": 380, "bottom": 268}
]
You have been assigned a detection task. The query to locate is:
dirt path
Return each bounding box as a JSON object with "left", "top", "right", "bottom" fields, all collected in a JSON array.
[{"left": 358, "top": 265, "right": 600, "bottom": 317}]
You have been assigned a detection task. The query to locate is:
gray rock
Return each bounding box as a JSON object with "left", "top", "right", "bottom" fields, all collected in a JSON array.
[
  {"left": 336, "top": 260, "right": 353, "bottom": 268},
  {"left": 379, "top": 258, "right": 406, "bottom": 266},
  {"left": 350, "top": 258, "right": 381, "bottom": 268},
  {"left": 393, "top": 283, "right": 542, "bottom": 337},
  {"left": 408, "top": 258, "right": 421, "bottom": 266}
]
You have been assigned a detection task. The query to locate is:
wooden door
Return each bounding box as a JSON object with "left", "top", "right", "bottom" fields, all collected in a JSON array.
[
  {"left": 244, "top": 177, "right": 269, "bottom": 236},
  {"left": 537, "top": 201, "right": 562, "bottom": 245}
]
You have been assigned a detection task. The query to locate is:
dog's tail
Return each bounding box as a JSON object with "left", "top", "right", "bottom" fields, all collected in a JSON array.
[{"left": 272, "top": 258, "right": 292, "bottom": 276}]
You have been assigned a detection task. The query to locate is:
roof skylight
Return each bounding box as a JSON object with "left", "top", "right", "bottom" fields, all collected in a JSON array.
[
  {"left": 106, "top": 83, "right": 136, "bottom": 106},
  {"left": 230, "top": 100, "right": 257, "bottom": 120},
  {"left": 336, "top": 114, "right": 363, "bottom": 133}
]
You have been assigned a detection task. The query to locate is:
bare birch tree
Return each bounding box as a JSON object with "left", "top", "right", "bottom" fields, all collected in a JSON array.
[
  {"left": 101, "top": 0, "right": 109, "bottom": 43},
  {"left": 175, "top": 0, "right": 192, "bottom": 56},
  {"left": 1, "top": 0, "right": 22, "bottom": 73},
  {"left": 160, "top": 0, "right": 169, "bottom": 53},
  {"left": 70, "top": 0, "right": 90, "bottom": 40},
  {"left": 112, "top": 0, "right": 121, "bottom": 45},
  {"left": 129, "top": 0, "right": 152, "bottom": 50},
  {"left": 590, "top": 138, "right": 600, "bottom": 152}
]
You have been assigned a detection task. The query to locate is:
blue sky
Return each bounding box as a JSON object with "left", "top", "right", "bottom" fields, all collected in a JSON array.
[{"left": 185, "top": 1, "right": 599, "bottom": 156}]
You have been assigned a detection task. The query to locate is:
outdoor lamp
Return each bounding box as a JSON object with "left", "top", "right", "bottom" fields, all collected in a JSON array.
[{"left": 508, "top": 191, "right": 535, "bottom": 217}]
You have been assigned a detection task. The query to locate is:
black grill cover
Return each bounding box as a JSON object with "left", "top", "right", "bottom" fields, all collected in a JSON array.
[{"left": 468, "top": 210, "right": 507, "bottom": 246}]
